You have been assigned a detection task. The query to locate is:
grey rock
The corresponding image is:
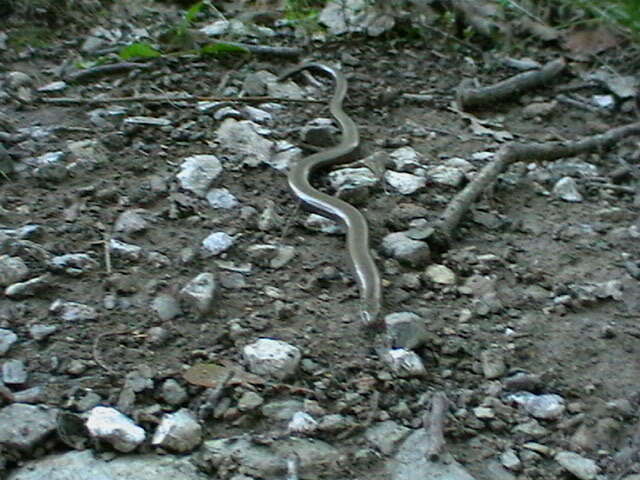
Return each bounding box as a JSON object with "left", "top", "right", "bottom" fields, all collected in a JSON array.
[
  {"left": 389, "top": 428, "right": 476, "bottom": 480},
  {"left": 288, "top": 411, "right": 318, "bottom": 434},
  {"left": 243, "top": 338, "right": 301, "bottom": 380},
  {"left": 266, "top": 72, "right": 305, "bottom": 99},
  {"left": 384, "top": 312, "right": 428, "bottom": 350},
  {"left": 201, "top": 232, "right": 234, "bottom": 256},
  {"left": 6, "top": 71, "right": 32, "bottom": 89},
  {"left": 109, "top": 239, "right": 143, "bottom": 261},
  {"left": 385, "top": 171, "right": 426, "bottom": 195},
  {"left": 365, "top": 420, "right": 411, "bottom": 455},
  {"left": 512, "top": 419, "right": 548, "bottom": 437},
  {"left": 151, "top": 294, "right": 182, "bottom": 321},
  {"left": 318, "top": 413, "right": 354, "bottom": 433},
  {"left": 553, "top": 176, "right": 583, "bottom": 202},
  {"left": 242, "top": 72, "right": 268, "bottom": 96},
  {"left": 12, "top": 386, "right": 44, "bottom": 404},
  {"left": 86, "top": 406, "right": 146, "bottom": 452},
  {"left": 37, "top": 81, "right": 67, "bottom": 92},
  {"left": 268, "top": 141, "right": 303, "bottom": 172},
  {"left": 67, "top": 139, "right": 107, "bottom": 169},
  {"left": 0, "top": 255, "right": 29, "bottom": 286},
  {"left": 180, "top": 272, "right": 217, "bottom": 313},
  {"left": 428, "top": 165, "right": 466, "bottom": 187},
  {"left": 161, "top": 379, "right": 188, "bottom": 406},
  {"left": 199, "top": 19, "right": 274, "bottom": 38},
  {"left": 301, "top": 118, "right": 337, "bottom": 147},
  {"left": 424, "top": 264, "right": 456, "bottom": 285},
  {"left": 49, "top": 299, "right": 98, "bottom": 321},
  {"left": 3, "top": 359, "right": 27, "bottom": 384},
  {"left": 152, "top": 408, "right": 202, "bottom": 452},
  {"left": 500, "top": 448, "right": 521, "bottom": 471},
  {"left": 114, "top": 209, "right": 150, "bottom": 234},
  {"left": 206, "top": 188, "right": 239, "bottom": 209},
  {"left": 480, "top": 349, "right": 507, "bottom": 379},
  {"left": 508, "top": 392, "right": 565, "bottom": 420},
  {"left": 49, "top": 253, "right": 97, "bottom": 276},
  {"left": 237, "top": 391, "right": 264, "bottom": 411},
  {"left": 124, "top": 116, "right": 171, "bottom": 126},
  {"left": 319, "top": 0, "right": 394, "bottom": 36},
  {"left": 201, "top": 436, "right": 338, "bottom": 478},
  {"left": 213, "top": 106, "right": 242, "bottom": 121},
  {"left": 382, "top": 232, "right": 431, "bottom": 267},
  {"left": 555, "top": 451, "right": 599, "bottom": 480},
  {"left": 246, "top": 244, "right": 295, "bottom": 269},
  {"left": 481, "top": 460, "right": 516, "bottom": 480},
  {"left": 384, "top": 348, "right": 427, "bottom": 377},
  {"left": 7, "top": 450, "right": 209, "bottom": 480},
  {"left": 29, "top": 324, "right": 57, "bottom": 341},
  {"left": 0, "top": 328, "right": 18, "bottom": 355},
  {"left": 216, "top": 119, "right": 274, "bottom": 168},
  {"left": 243, "top": 106, "right": 272, "bottom": 124},
  {"left": 5, "top": 274, "right": 51, "bottom": 298},
  {"left": 177, "top": 155, "right": 223, "bottom": 197},
  {"left": 261, "top": 399, "right": 304, "bottom": 420},
  {"left": 328, "top": 167, "right": 379, "bottom": 201},
  {"left": 303, "top": 213, "right": 343, "bottom": 234},
  {"left": 522, "top": 101, "right": 558, "bottom": 119},
  {"left": 389, "top": 147, "right": 423, "bottom": 172},
  {"left": 0, "top": 403, "right": 58, "bottom": 451},
  {"left": 257, "top": 201, "right": 280, "bottom": 231}
]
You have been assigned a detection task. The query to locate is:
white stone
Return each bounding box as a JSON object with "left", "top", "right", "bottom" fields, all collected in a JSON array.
[
  {"left": 288, "top": 411, "right": 318, "bottom": 434},
  {"left": 85, "top": 406, "right": 145, "bottom": 452},
  {"left": 202, "top": 232, "right": 234, "bottom": 256},
  {"left": 425, "top": 264, "right": 456, "bottom": 284},
  {"left": 243, "top": 338, "right": 301, "bottom": 380},
  {"left": 180, "top": 272, "right": 216, "bottom": 313},
  {"left": 49, "top": 299, "right": 98, "bottom": 321},
  {"left": 152, "top": 409, "right": 202, "bottom": 452},
  {"left": 555, "top": 451, "right": 599, "bottom": 480},
  {"left": 177, "top": 155, "right": 223, "bottom": 197},
  {"left": 206, "top": 188, "right": 239, "bottom": 209},
  {"left": 553, "top": 176, "right": 583, "bottom": 202},
  {"left": 385, "top": 349, "right": 426, "bottom": 377},
  {"left": 384, "top": 171, "right": 426, "bottom": 195}
]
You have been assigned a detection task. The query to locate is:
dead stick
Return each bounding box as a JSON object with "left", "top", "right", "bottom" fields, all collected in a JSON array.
[
  {"left": 64, "top": 62, "right": 153, "bottom": 83},
  {"left": 38, "top": 94, "right": 323, "bottom": 106},
  {"left": 429, "top": 121, "right": 640, "bottom": 251},
  {"left": 423, "top": 391, "right": 449, "bottom": 460},
  {"left": 457, "top": 57, "right": 566, "bottom": 110}
]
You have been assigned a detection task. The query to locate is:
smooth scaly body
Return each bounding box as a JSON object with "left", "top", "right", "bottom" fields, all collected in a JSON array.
[{"left": 279, "top": 63, "right": 382, "bottom": 325}]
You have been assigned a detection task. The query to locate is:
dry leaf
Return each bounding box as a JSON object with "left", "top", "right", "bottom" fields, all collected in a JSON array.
[{"left": 564, "top": 27, "right": 622, "bottom": 55}]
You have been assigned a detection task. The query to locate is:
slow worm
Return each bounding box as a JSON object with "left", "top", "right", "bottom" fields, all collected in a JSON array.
[{"left": 278, "top": 63, "right": 382, "bottom": 326}]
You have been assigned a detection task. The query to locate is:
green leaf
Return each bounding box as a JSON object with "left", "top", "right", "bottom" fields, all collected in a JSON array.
[
  {"left": 118, "top": 42, "right": 162, "bottom": 60},
  {"left": 200, "top": 42, "right": 250, "bottom": 56},
  {"left": 185, "top": 1, "right": 204, "bottom": 25}
]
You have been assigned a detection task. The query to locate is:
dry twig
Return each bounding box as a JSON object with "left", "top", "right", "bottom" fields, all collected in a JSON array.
[
  {"left": 429, "top": 121, "right": 640, "bottom": 251},
  {"left": 38, "top": 94, "right": 323, "bottom": 106},
  {"left": 457, "top": 57, "right": 566, "bottom": 110}
]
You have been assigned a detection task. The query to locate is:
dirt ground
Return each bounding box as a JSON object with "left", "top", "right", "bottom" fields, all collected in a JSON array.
[{"left": 1, "top": 1, "right": 640, "bottom": 479}]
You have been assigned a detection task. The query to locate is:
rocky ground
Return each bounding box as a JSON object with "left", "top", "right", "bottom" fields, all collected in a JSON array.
[{"left": 1, "top": 1, "right": 640, "bottom": 479}]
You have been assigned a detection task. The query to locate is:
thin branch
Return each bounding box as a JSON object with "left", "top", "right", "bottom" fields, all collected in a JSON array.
[
  {"left": 457, "top": 57, "right": 566, "bottom": 110},
  {"left": 38, "top": 94, "right": 324, "bottom": 106},
  {"left": 429, "top": 121, "right": 640, "bottom": 251}
]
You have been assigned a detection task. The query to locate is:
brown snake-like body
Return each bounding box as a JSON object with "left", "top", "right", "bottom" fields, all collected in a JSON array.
[{"left": 279, "top": 63, "right": 382, "bottom": 325}]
